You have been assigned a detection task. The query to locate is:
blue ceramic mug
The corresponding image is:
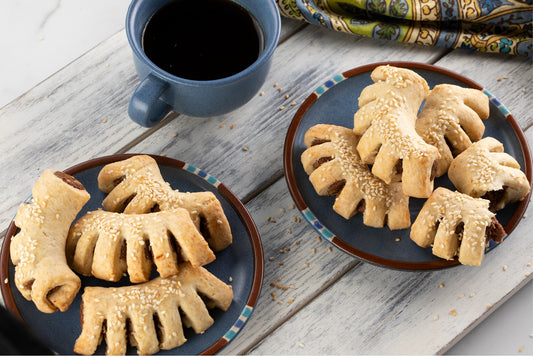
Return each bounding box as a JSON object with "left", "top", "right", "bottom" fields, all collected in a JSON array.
[{"left": 126, "top": 0, "right": 281, "bottom": 127}]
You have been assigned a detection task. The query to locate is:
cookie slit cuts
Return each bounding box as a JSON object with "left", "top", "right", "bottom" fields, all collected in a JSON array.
[
  {"left": 67, "top": 208, "right": 216, "bottom": 283},
  {"left": 410, "top": 187, "right": 506, "bottom": 266},
  {"left": 353, "top": 65, "right": 440, "bottom": 198},
  {"left": 301, "top": 124, "right": 411, "bottom": 230},
  {"left": 10, "top": 170, "right": 90, "bottom": 313},
  {"left": 97, "top": 155, "right": 232, "bottom": 252},
  {"left": 448, "top": 137, "right": 530, "bottom": 212},
  {"left": 73, "top": 263, "right": 233, "bottom": 355},
  {"left": 415, "top": 83, "right": 490, "bottom": 177}
]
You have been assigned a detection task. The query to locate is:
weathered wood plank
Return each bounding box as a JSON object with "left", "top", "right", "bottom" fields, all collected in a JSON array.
[
  {"left": 0, "top": 30, "right": 143, "bottom": 229},
  {"left": 219, "top": 178, "right": 359, "bottom": 354}
]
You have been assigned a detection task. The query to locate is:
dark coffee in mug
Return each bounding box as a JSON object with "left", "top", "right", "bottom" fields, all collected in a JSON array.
[{"left": 142, "top": 0, "right": 264, "bottom": 81}]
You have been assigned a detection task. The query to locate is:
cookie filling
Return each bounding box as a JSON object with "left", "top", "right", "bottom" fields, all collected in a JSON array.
[
  {"left": 327, "top": 179, "right": 346, "bottom": 196},
  {"left": 54, "top": 171, "right": 85, "bottom": 190},
  {"left": 313, "top": 156, "right": 333, "bottom": 169},
  {"left": 486, "top": 216, "right": 506, "bottom": 243},
  {"left": 481, "top": 187, "right": 506, "bottom": 212}
]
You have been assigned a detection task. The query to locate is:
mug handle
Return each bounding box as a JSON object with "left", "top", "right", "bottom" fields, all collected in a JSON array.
[{"left": 128, "top": 74, "right": 172, "bottom": 127}]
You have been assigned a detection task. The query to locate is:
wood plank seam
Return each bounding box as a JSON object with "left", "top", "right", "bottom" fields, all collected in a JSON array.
[{"left": 241, "top": 259, "right": 362, "bottom": 355}]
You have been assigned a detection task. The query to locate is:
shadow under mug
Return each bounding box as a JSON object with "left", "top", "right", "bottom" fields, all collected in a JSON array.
[{"left": 125, "top": 0, "right": 281, "bottom": 127}]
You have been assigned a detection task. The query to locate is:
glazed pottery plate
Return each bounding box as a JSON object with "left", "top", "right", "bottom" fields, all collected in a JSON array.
[
  {"left": 0, "top": 154, "right": 263, "bottom": 355},
  {"left": 284, "top": 62, "right": 531, "bottom": 270}
]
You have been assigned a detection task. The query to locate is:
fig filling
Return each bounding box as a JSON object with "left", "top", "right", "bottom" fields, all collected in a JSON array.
[
  {"left": 313, "top": 156, "right": 333, "bottom": 169},
  {"left": 486, "top": 216, "right": 506, "bottom": 243},
  {"left": 356, "top": 199, "right": 366, "bottom": 213},
  {"left": 54, "top": 171, "right": 85, "bottom": 190},
  {"left": 327, "top": 179, "right": 346, "bottom": 196},
  {"left": 113, "top": 176, "right": 125, "bottom": 187},
  {"left": 481, "top": 187, "right": 506, "bottom": 212}
]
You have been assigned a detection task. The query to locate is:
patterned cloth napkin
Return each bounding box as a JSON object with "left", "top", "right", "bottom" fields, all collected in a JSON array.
[{"left": 276, "top": 0, "right": 532, "bottom": 57}]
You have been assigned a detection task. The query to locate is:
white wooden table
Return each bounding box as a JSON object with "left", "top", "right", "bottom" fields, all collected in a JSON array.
[{"left": 1, "top": 13, "right": 532, "bottom": 355}]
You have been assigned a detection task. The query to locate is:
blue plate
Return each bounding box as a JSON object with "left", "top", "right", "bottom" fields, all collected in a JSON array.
[
  {"left": 284, "top": 62, "right": 531, "bottom": 270},
  {"left": 1, "top": 154, "right": 263, "bottom": 354}
]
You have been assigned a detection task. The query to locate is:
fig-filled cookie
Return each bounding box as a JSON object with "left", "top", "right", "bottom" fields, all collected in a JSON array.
[{"left": 10, "top": 170, "right": 90, "bottom": 313}]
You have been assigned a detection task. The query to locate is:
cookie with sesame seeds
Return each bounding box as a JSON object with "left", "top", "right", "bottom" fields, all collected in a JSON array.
[
  {"left": 97, "top": 155, "right": 232, "bottom": 251},
  {"left": 74, "top": 262, "right": 233, "bottom": 355},
  {"left": 448, "top": 137, "right": 530, "bottom": 211},
  {"left": 415, "top": 84, "right": 490, "bottom": 177},
  {"left": 10, "top": 170, "right": 90, "bottom": 313},
  {"left": 410, "top": 187, "right": 505, "bottom": 266},
  {"left": 353, "top": 65, "right": 440, "bottom": 198},
  {"left": 301, "top": 124, "right": 410, "bottom": 230},
  {"left": 67, "top": 208, "right": 215, "bottom": 283}
]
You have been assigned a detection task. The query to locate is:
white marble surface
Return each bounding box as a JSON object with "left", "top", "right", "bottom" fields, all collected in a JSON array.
[{"left": 0, "top": 1, "right": 531, "bottom": 354}]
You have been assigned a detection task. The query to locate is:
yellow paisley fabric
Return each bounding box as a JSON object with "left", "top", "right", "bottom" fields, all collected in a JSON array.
[{"left": 276, "top": 0, "right": 532, "bottom": 56}]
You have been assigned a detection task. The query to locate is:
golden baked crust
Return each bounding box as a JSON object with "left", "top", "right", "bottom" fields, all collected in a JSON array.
[
  {"left": 410, "top": 187, "right": 504, "bottom": 266},
  {"left": 67, "top": 208, "right": 216, "bottom": 283},
  {"left": 416, "top": 84, "right": 490, "bottom": 177},
  {"left": 97, "top": 155, "right": 232, "bottom": 251},
  {"left": 10, "top": 170, "right": 89, "bottom": 313},
  {"left": 301, "top": 124, "right": 410, "bottom": 230},
  {"left": 353, "top": 65, "right": 440, "bottom": 198},
  {"left": 448, "top": 137, "right": 531, "bottom": 211},
  {"left": 74, "top": 262, "right": 233, "bottom": 355}
]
